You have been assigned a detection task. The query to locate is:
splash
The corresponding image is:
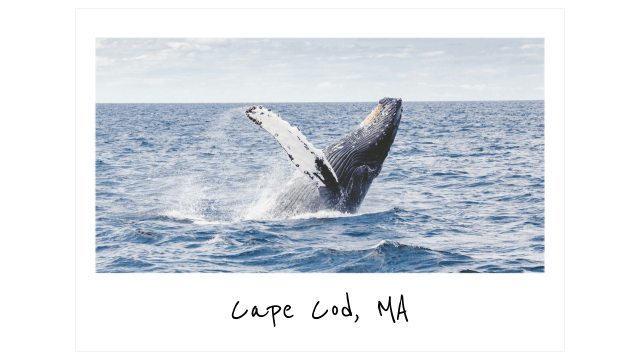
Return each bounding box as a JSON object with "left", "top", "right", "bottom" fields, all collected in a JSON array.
[{"left": 157, "top": 105, "right": 295, "bottom": 224}]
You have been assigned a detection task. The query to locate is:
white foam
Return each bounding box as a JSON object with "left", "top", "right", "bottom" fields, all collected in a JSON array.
[{"left": 206, "top": 234, "right": 225, "bottom": 244}]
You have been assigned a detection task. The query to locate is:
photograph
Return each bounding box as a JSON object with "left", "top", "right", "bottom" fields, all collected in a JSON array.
[
  {"left": 79, "top": 8, "right": 565, "bottom": 351},
  {"left": 95, "top": 38, "right": 545, "bottom": 273}
]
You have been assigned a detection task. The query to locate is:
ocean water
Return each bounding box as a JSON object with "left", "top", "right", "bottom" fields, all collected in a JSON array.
[{"left": 95, "top": 101, "right": 544, "bottom": 273}]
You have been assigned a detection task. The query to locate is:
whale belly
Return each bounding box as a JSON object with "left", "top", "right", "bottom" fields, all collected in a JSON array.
[{"left": 265, "top": 175, "right": 324, "bottom": 218}]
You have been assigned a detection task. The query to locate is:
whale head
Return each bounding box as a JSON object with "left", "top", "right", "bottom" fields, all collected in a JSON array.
[{"left": 323, "top": 97, "right": 403, "bottom": 212}]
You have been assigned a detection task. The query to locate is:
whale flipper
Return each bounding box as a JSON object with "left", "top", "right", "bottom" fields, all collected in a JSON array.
[{"left": 245, "top": 106, "right": 339, "bottom": 190}]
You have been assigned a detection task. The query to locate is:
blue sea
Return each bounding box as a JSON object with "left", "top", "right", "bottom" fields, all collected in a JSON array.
[{"left": 95, "top": 101, "right": 544, "bottom": 273}]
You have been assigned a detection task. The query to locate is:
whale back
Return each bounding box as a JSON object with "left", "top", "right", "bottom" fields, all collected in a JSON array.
[{"left": 322, "top": 97, "right": 403, "bottom": 212}]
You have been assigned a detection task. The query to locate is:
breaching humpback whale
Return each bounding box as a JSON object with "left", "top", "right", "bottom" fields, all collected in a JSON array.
[{"left": 245, "top": 97, "right": 403, "bottom": 217}]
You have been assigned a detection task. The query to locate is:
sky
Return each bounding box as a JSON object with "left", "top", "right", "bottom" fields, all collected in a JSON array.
[{"left": 96, "top": 38, "right": 544, "bottom": 103}]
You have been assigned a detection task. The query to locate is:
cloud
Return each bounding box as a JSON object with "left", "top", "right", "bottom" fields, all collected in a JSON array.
[
  {"left": 96, "top": 39, "right": 118, "bottom": 49},
  {"left": 419, "top": 83, "right": 455, "bottom": 87},
  {"left": 96, "top": 56, "right": 114, "bottom": 66},
  {"left": 461, "top": 84, "right": 486, "bottom": 90},
  {"left": 500, "top": 46, "right": 511, "bottom": 51},
  {"left": 535, "top": 87, "right": 544, "bottom": 90},
  {"left": 421, "top": 51, "right": 445, "bottom": 57},
  {"left": 372, "top": 53, "right": 411, "bottom": 58},
  {"left": 166, "top": 42, "right": 190, "bottom": 50},
  {"left": 144, "top": 79, "right": 165, "bottom": 85},
  {"left": 521, "top": 44, "right": 544, "bottom": 49},
  {"left": 329, "top": 56, "right": 362, "bottom": 60},
  {"left": 194, "top": 44, "right": 211, "bottom": 51},
  {"left": 122, "top": 54, "right": 148, "bottom": 61},
  {"left": 317, "top": 82, "right": 336, "bottom": 88},
  {"left": 187, "top": 38, "right": 231, "bottom": 45}
]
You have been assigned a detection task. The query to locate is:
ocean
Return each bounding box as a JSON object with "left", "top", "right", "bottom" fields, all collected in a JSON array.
[{"left": 95, "top": 101, "right": 544, "bottom": 273}]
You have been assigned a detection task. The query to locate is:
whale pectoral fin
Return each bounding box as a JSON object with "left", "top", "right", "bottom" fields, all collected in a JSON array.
[{"left": 245, "top": 106, "right": 340, "bottom": 190}]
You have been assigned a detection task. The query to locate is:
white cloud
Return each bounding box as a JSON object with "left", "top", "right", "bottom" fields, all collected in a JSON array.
[
  {"left": 419, "top": 83, "right": 455, "bottom": 87},
  {"left": 421, "top": 51, "right": 445, "bottom": 57},
  {"left": 535, "top": 87, "right": 544, "bottom": 90},
  {"left": 96, "top": 56, "right": 114, "bottom": 66},
  {"left": 187, "top": 38, "right": 231, "bottom": 45},
  {"left": 331, "top": 56, "right": 362, "bottom": 60},
  {"left": 500, "top": 46, "right": 511, "bottom": 51},
  {"left": 122, "top": 54, "right": 148, "bottom": 61},
  {"left": 521, "top": 44, "right": 544, "bottom": 49},
  {"left": 461, "top": 84, "right": 486, "bottom": 90},
  {"left": 418, "top": 71, "right": 434, "bottom": 77},
  {"left": 144, "top": 79, "right": 164, "bottom": 85},
  {"left": 317, "top": 82, "right": 336, "bottom": 88},
  {"left": 373, "top": 53, "right": 411, "bottom": 58},
  {"left": 96, "top": 39, "right": 118, "bottom": 49},
  {"left": 167, "top": 42, "right": 190, "bottom": 50},
  {"left": 194, "top": 44, "right": 211, "bottom": 51}
]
